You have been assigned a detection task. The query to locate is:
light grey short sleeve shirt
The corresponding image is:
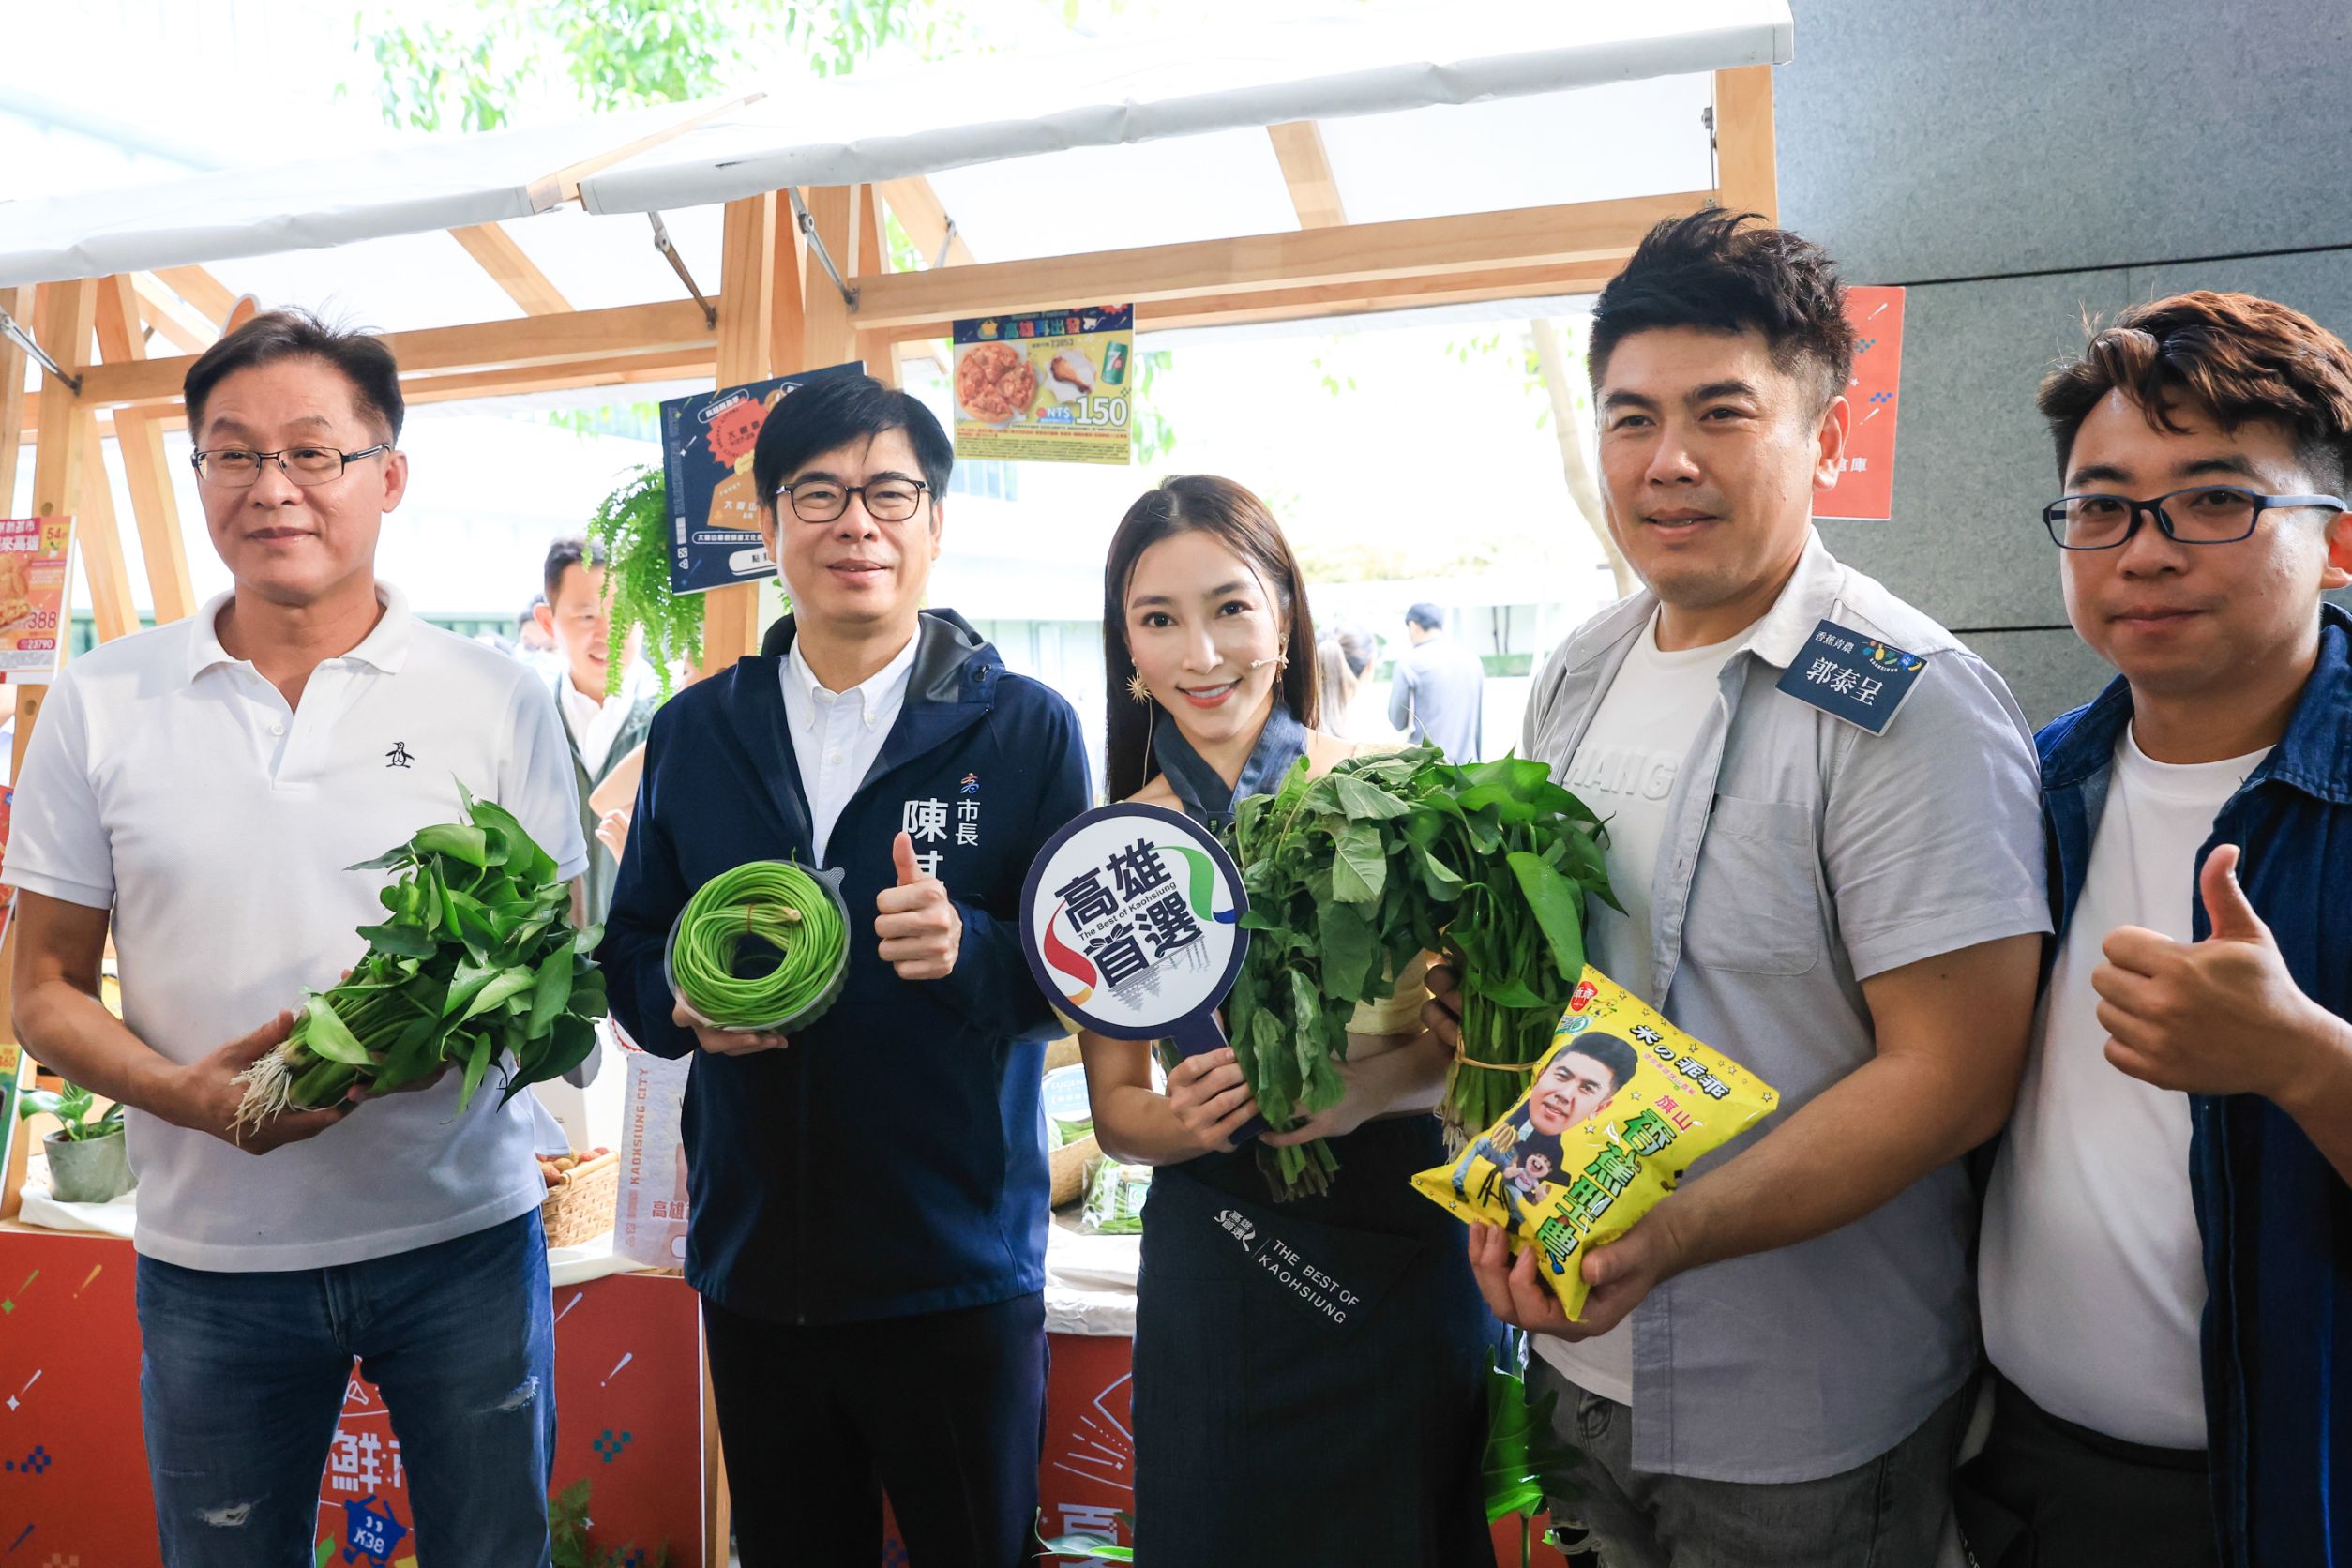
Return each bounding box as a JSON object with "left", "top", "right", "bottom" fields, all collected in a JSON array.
[{"left": 1522, "top": 531, "right": 2049, "bottom": 1482}]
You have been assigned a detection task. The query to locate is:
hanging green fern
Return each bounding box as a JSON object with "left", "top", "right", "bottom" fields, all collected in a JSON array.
[{"left": 586, "top": 465, "right": 700, "bottom": 699}]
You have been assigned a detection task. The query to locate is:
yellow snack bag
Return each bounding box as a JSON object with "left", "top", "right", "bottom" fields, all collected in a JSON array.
[{"left": 1412, "top": 967, "right": 1778, "bottom": 1319}]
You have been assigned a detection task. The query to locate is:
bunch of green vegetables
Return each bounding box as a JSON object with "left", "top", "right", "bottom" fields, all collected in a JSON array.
[
  {"left": 1222, "top": 748, "right": 1613, "bottom": 1198},
  {"left": 1426, "top": 755, "right": 1617, "bottom": 1140},
  {"left": 586, "top": 464, "right": 701, "bottom": 699},
  {"left": 233, "top": 786, "right": 607, "bottom": 1133}
]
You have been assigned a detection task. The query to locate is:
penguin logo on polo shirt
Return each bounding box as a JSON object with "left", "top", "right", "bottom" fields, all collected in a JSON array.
[{"left": 385, "top": 743, "right": 414, "bottom": 769}]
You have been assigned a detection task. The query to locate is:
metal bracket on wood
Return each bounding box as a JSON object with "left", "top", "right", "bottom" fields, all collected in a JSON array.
[
  {"left": 0, "top": 306, "right": 81, "bottom": 395},
  {"left": 787, "top": 188, "right": 860, "bottom": 311},
  {"left": 933, "top": 217, "right": 959, "bottom": 272},
  {"left": 648, "top": 213, "right": 717, "bottom": 328}
]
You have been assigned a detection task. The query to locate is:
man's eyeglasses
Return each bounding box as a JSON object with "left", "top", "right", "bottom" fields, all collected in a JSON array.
[
  {"left": 190, "top": 445, "right": 393, "bottom": 488},
  {"left": 773, "top": 479, "right": 929, "bottom": 524},
  {"left": 2041, "top": 485, "right": 2346, "bottom": 550}
]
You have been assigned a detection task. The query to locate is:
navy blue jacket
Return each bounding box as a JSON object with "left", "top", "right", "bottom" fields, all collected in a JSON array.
[
  {"left": 599, "top": 610, "right": 1091, "bottom": 1324},
  {"left": 2038, "top": 603, "right": 2352, "bottom": 1566}
]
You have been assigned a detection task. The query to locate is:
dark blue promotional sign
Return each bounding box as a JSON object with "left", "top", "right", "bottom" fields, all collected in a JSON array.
[
  {"left": 1021, "top": 802, "right": 1262, "bottom": 1139},
  {"left": 659, "top": 361, "right": 863, "bottom": 596},
  {"left": 1774, "top": 618, "right": 1929, "bottom": 735}
]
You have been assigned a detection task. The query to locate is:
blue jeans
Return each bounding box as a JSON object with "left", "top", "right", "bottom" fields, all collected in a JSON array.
[{"left": 137, "top": 1211, "right": 555, "bottom": 1568}]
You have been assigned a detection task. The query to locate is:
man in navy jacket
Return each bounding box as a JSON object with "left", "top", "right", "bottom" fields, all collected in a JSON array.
[
  {"left": 1963, "top": 291, "right": 2352, "bottom": 1568},
  {"left": 600, "top": 375, "right": 1090, "bottom": 1568}
]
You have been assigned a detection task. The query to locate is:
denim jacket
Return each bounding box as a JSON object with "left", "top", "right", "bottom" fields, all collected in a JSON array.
[{"left": 2036, "top": 603, "right": 2352, "bottom": 1566}]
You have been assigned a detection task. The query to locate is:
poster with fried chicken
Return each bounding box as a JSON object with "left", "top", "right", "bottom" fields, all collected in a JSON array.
[
  {"left": 0, "top": 517, "right": 72, "bottom": 679},
  {"left": 951, "top": 304, "right": 1134, "bottom": 464},
  {"left": 659, "top": 361, "right": 863, "bottom": 595}
]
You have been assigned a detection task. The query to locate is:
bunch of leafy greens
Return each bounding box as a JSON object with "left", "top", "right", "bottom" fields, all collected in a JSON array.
[
  {"left": 586, "top": 465, "right": 701, "bottom": 699},
  {"left": 232, "top": 786, "right": 607, "bottom": 1134},
  {"left": 1224, "top": 748, "right": 1612, "bottom": 1199}
]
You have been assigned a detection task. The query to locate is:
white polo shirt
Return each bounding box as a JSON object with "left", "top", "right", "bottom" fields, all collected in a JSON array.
[{"left": 8, "top": 584, "right": 589, "bottom": 1272}]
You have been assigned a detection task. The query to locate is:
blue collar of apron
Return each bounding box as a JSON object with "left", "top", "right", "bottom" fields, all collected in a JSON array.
[{"left": 1153, "top": 701, "right": 1309, "bottom": 828}]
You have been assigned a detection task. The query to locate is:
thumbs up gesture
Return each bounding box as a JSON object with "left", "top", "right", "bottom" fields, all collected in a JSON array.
[
  {"left": 2091, "top": 844, "right": 2336, "bottom": 1100},
  {"left": 876, "top": 829, "right": 962, "bottom": 982}
]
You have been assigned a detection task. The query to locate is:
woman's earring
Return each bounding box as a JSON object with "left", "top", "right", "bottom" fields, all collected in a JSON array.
[{"left": 1127, "top": 671, "right": 1153, "bottom": 703}]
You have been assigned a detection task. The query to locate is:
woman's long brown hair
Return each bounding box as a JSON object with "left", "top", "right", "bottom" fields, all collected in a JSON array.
[{"left": 1102, "top": 475, "right": 1319, "bottom": 802}]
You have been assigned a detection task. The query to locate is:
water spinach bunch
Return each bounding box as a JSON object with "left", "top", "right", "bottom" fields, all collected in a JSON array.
[
  {"left": 233, "top": 785, "right": 607, "bottom": 1133},
  {"left": 1221, "top": 749, "right": 1615, "bottom": 1196}
]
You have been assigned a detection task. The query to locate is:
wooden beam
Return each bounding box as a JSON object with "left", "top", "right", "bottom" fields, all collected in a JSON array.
[
  {"left": 712, "top": 195, "right": 775, "bottom": 384},
  {"left": 852, "top": 185, "right": 899, "bottom": 387},
  {"left": 449, "top": 223, "right": 574, "bottom": 316},
  {"left": 130, "top": 273, "right": 218, "bottom": 354},
  {"left": 1711, "top": 66, "right": 1777, "bottom": 222},
  {"left": 76, "top": 298, "right": 718, "bottom": 410},
  {"left": 28, "top": 280, "right": 98, "bottom": 534},
  {"left": 875, "top": 176, "right": 974, "bottom": 267},
  {"left": 1135, "top": 262, "right": 1622, "bottom": 332},
  {"left": 76, "top": 443, "right": 141, "bottom": 642},
  {"left": 851, "top": 189, "right": 1710, "bottom": 331},
  {"left": 225, "top": 295, "right": 261, "bottom": 334},
  {"left": 0, "top": 284, "right": 28, "bottom": 511},
  {"left": 802, "top": 186, "right": 860, "bottom": 371},
  {"left": 1267, "top": 121, "right": 1346, "bottom": 230},
  {"left": 766, "top": 192, "right": 807, "bottom": 376},
  {"left": 700, "top": 193, "right": 780, "bottom": 676},
  {"left": 94, "top": 276, "right": 197, "bottom": 624},
  {"left": 153, "top": 264, "right": 238, "bottom": 325}
]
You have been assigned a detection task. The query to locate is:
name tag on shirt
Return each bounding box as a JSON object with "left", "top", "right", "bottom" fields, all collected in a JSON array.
[{"left": 1774, "top": 619, "right": 1927, "bottom": 735}]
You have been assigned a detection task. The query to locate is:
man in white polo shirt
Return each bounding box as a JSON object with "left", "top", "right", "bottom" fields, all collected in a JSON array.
[{"left": 8, "top": 311, "right": 585, "bottom": 1568}]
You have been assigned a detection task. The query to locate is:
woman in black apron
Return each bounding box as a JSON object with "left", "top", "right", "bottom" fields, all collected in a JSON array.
[{"left": 1078, "top": 475, "right": 1495, "bottom": 1566}]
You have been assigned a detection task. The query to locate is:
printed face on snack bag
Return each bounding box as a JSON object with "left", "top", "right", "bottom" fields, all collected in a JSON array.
[
  {"left": 764, "top": 427, "right": 942, "bottom": 635},
  {"left": 1595, "top": 325, "right": 1845, "bottom": 617},
  {"left": 195, "top": 357, "right": 408, "bottom": 607},
  {"left": 1123, "top": 530, "right": 1285, "bottom": 750},
  {"left": 2058, "top": 389, "right": 2352, "bottom": 701},
  {"left": 1527, "top": 1048, "right": 1624, "bottom": 1136}
]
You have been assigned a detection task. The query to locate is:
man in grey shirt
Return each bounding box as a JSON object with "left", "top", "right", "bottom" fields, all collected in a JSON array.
[
  {"left": 1388, "top": 602, "right": 1485, "bottom": 760},
  {"left": 1426, "top": 212, "right": 2048, "bottom": 1567}
]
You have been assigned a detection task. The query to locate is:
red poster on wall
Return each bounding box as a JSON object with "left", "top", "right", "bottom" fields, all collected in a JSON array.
[{"left": 1817, "top": 285, "right": 1906, "bottom": 521}]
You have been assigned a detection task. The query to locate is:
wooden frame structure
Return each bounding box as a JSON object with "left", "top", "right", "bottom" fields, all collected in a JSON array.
[{"left": 1, "top": 64, "right": 1777, "bottom": 1565}]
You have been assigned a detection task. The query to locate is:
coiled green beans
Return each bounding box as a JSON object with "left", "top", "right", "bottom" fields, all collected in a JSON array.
[{"left": 671, "top": 862, "right": 847, "bottom": 1028}]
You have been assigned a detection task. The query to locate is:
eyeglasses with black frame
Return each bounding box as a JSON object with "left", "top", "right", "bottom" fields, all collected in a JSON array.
[
  {"left": 2041, "top": 485, "right": 2348, "bottom": 550},
  {"left": 772, "top": 478, "right": 930, "bottom": 524},
  {"left": 189, "top": 444, "right": 394, "bottom": 488}
]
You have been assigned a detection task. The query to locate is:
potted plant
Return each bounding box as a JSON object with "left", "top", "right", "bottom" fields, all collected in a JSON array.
[{"left": 18, "top": 1077, "right": 135, "bottom": 1203}]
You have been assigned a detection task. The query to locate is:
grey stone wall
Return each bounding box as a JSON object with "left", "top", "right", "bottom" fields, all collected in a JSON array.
[{"left": 1775, "top": 0, "right": 2352, "bottom": 723}]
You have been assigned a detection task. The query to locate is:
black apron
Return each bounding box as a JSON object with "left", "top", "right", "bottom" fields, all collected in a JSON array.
[{"left": 1132, "top": 710, "right": 1495, "bottom": 1566}]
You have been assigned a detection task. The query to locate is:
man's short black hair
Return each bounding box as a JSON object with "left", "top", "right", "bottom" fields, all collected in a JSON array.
[
  {"left": 183, "top": 308, "right": 404, "bottom": 443},
  {"left": 1587, "top": 210, "right": 1856, "bottom": 414},
  {"left": 543, "top": 535, "right": 609, "bottom": 603},
  {"left": 751, "top": 373, "right": 953, "bottom": 520},
  {"left": 1406, "top": 602, "right": 1445, "bottom": 632},
  {"left": 1560, "top": 1032, "right": 1640, "bottom": 1098}
]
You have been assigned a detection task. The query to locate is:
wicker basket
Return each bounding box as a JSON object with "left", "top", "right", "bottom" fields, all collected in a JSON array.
[
  {"left": 539, "top": 1151, "right": 620, "bottom": 1248},
  {"left": 1048, "top": 1135, "right": 1101, "bottom": 1209}
]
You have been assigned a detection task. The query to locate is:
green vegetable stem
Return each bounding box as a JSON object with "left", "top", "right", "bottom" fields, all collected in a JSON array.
[{"left": 669, "top": 861, "right": 848, "bottom": 1029}]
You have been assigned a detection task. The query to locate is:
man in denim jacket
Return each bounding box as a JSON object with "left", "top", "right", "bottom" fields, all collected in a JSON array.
[{"left": 1966, "top": 291, "right": 2352, "bottom": 1568}]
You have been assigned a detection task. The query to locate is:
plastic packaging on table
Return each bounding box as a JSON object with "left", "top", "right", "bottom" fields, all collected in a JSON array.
[
  {"left": 614, "top": 1045, "right": 694, "bottom": 1270},
  {"left": 1412, "top": 967, "right": 1778, "bottom": 1320},
  {"left": 1042, "top": 1063, "right": 1095, "bottom": 1149},
  {"left": 1079, "top": 1158, "right": 1153, "bottom": 1235}
]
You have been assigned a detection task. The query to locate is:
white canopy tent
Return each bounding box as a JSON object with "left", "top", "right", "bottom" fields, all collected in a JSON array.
[{"left": 2, "top": 0, "right": 1791, "bottom": 718}]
